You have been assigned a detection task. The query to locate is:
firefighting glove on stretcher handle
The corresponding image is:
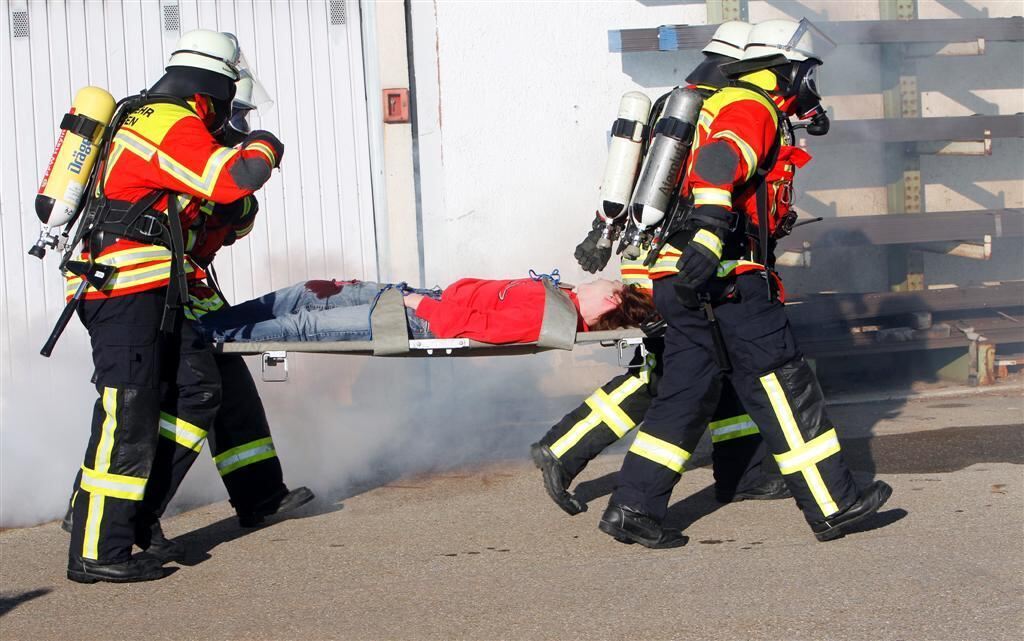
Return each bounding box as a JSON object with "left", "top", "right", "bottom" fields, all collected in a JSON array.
[{"left": 575, "top": 213, "right": 614, "bottom": 274}]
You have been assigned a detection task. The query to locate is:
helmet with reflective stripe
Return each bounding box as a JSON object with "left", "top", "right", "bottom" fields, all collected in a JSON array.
[
  {"left": 741, "top": 18, "right": 834, "bottom": 64},
  {"left": 167, "top": 29, "right": 242, "bottom": 80},
  {"left": 702, "top": 21, "right": 752, "bottom": 59}
]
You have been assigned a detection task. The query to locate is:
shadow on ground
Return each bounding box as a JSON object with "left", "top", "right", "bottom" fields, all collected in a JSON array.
[
  {"left": 0, "top": 588, "right": 51, "bottom": 618},
  {"left": 569, "top": 422, "right": 1023, "bottom": 531}
]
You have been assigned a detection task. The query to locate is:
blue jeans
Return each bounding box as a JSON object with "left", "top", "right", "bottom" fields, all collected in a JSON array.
[{"left": 196, "top": 281, "right": 437, "bottom": 343}]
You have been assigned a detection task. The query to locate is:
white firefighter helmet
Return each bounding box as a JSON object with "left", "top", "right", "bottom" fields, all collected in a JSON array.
[
  {"left": 702, "top": 21, "right": 752, "bottom": 59},
  {"left": 167, "top": 29, "right": 242, "bottom": 80},
  {"left": 741, "top": 18, "right": 835, "bottom": 64}
]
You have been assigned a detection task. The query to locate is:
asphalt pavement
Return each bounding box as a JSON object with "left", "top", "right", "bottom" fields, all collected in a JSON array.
[{"left": 1, "top": 386, "right": 1022, "bottom": 641}]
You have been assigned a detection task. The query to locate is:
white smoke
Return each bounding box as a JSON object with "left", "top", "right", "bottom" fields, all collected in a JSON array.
[{"left": 0, "top": 315, "right": 623, "bottom": 527}]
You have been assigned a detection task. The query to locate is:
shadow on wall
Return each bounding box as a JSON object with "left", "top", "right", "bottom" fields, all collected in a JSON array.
[{"left": 614, "top": 3, "right": 1024, "bottom": 296}]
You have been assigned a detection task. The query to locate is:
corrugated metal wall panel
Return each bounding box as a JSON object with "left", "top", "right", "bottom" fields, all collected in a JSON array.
[{"left": 0, "top": 0, "right": 375, "bottom": 455}]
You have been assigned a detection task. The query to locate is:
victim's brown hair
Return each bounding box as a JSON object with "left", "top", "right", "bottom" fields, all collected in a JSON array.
[{"left": 589, "top": 284, "right": 657, "bottom": 331}]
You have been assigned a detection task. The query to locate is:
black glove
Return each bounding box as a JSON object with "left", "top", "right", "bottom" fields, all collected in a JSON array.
[
  {"left": 675, "top": 227, "right": 724, "bottom": 290},
  {"left": 574, "top": 213, "right": 613, "bottom": 274},
  {"left": 243, "top": 130, "right": 285, "bottom": 168},
  {"left": 640, "top": 315, "right": 667, "bottom": 338}
]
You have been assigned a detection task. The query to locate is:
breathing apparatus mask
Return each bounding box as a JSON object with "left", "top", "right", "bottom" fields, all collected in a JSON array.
[
  {"left": 779, "top": 60, "right": 830, "bottom": 135},
  {"left": 217, "top": 67, "right": 274, "bottom": 146}
]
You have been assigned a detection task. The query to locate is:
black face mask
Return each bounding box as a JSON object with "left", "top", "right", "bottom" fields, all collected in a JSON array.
[
  {"left": 215, "top": 107, "right": 253, "bottom": 146},
  {"left": 797, "top": 102, "right": 830, "bottom": 136},
  {"left": 789, "top": 60, "right": 821, "bottom": 111}
]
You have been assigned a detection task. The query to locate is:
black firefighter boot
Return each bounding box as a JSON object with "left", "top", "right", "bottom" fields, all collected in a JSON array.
[
  {"left": 136, "top": 520, "right": 186, "bottom": 563},
  {"left": 67, "top": 555, "right": 165, "bottom": 584},
  {"left": 598, "top": 503, "right": 687, "bottom": 549},
  {"left": 529, "top": 443, "right": 587, "bottom": 515},
  {"left": 64, "top": 508, "right": 186, "bottom": 563},
  {"left": 811, "top": 480, "right": 893, "bottom": 542},
  {"left": 716, "top": 477, "right": 792, "bottom": 503},
  {"left": 237, "top": 486, "right": 315, "bottom": 528}
]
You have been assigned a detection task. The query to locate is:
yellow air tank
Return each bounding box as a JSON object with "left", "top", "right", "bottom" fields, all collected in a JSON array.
[{"left": 35, "top": 86, "right": 116, "bottom": 228}]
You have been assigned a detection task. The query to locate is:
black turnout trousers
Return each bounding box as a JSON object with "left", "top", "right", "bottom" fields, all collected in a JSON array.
[
  {"left": 610, "top": 273, "right": 860, "bottom": 525},
  {"left": 536, "top": 338, "right": 774, "bottom": 499}
]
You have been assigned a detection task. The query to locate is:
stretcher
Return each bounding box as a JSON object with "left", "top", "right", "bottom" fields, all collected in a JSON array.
[{"left": 212, "top": 286, "right": 647, "bottom": 381}]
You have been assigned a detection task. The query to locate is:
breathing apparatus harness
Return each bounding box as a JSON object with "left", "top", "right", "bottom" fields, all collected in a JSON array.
[{"left": 41, "top": 91, "right": 197, "bottom": 356}]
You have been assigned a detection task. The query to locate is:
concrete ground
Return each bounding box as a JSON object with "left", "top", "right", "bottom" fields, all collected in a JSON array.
[{"left": 1, "top": 386, "right": 1022, "bottom": 641}]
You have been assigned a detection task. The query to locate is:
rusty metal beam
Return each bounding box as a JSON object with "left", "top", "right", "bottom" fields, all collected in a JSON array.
[
  {"left": 798, "top": 318, "right": 1024, "bottom": 359},
  {"left": 777, "top": 209, "right": 1024, "bottom": 251},
  {"left": 787, "top": 282, "right": 1024, "bottom": 327},
  {"left": 812, "top": 114, "right": 1024, "bottom": 145}
]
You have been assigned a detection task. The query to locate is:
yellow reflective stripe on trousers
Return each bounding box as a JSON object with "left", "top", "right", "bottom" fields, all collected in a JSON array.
[
  {"left": 550, "top": 375, "right": 645, "bottom": 457},
  {"left": 629, "top": 431, "right": 691, "bottom": 474},
  {"left": 95, "top": 387, "right": 118, "bottom": 474},
  {"left": 761, "top": 372, "right": 840, "bottom": 517},
  {"left": 585, "top": 388, "right": 637, "bottom": 438},
  {"left": 710, "top": 414, "right": 760, "bottom": 443},
  {"left": 774, "top": 429, "right": 841, "bottom": 476},
  {"left": 214, "top": 437, "right": 277, "bottom": 476},
  {"left": 80, "top": 465, "right": 147, "bottom": 501},
  {"left": 692, "top": 229, "right": 724, "bottom": 259},
  {"left": 83, "top": 388, "right": 118, "bottom": 559},
  {"left": 158, "top": 411, "right": 208, "bottom": 452}
]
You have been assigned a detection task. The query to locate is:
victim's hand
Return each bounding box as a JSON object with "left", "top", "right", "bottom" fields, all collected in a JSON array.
[{"left": 403, "top": 292, "right": 425, "bottom": 310}]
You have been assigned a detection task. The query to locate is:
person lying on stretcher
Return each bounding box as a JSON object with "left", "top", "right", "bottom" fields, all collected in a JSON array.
[{"left": 196, "top": 276, "right": 655, "bottom": 345}]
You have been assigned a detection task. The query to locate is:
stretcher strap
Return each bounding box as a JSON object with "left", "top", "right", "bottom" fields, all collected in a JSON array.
[
  {"left": 369, "top": 287, "right": 410, "bottom": 356},
  {"left": 537, "top": 279, "right": 578, "bottom": 350}
]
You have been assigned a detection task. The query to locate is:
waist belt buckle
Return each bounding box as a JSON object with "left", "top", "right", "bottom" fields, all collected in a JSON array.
[{"left": 135, "top": 213, "right": 165, "bottom": 239}]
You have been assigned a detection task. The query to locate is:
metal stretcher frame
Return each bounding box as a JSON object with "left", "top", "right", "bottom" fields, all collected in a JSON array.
[
  {"left": 215, "top": 329, "right": 648, "bottom": 382},
  {"left": 214, "top": 328, "right": 646, "bottom": 357}
]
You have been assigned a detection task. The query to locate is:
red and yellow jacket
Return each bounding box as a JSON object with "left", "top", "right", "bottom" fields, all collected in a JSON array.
[
  {"left": 65, "top": 96, "right": 278, "bottom": 300},
  {"left": 649, "top": 70, "right": 810, "bottom": 281},
  {"left": 620, "top": 250, "right": 653, "bottom": 294}
]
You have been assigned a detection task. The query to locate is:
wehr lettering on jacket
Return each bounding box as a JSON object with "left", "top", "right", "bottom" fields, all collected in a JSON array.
[{"left": 122, "top": 106, "right": 156, "bottom": 128}]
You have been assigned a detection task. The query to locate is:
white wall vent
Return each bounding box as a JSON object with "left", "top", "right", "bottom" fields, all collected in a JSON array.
[
  {"left": 330, "top": 0, "right": 347, "bottom": 26},
  {"left": 10, "top": 9, "right": 29, "bottom": 38},
  {"left": 161, "top": 1, "right": 180, "bottom": 33}
]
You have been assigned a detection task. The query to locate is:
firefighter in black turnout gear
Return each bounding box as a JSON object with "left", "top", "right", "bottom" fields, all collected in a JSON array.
[
  {"left": 63, "top": 29, "right": 304, "bottom": 583},
  {"left": 599, "top": 19, "right": 892, "bottom": 549},
  {"left": 532, "top": 21, "right": 790, "bottom": 518},
  {"left": 61, "top": 54, "right": 313, "bottom": 575}
]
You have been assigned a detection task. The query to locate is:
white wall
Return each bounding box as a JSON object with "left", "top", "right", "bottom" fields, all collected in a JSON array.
[
  {"left": 410, "top": 0, "right": 704, "bottom": 288},
  {"left": 410, "top": 0, "right": 1023, "bottom": 294},
  {"left": 0, "top": 0, "right": 376, "bottom": 526}
]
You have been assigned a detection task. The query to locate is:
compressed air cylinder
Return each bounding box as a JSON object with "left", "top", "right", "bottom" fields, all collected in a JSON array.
[
  {"left": 35, "top": 86, "right": 116, "bottom": 227},
  {"left": 628, "top": 87, "right": 703, "bottom": 230},
  {"left": 598, "top": 91, "right": 651, "bottom": 223}
]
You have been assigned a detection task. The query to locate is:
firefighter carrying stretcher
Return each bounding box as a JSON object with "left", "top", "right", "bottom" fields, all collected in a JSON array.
[
  {"left": 53, "top": 30, "right": 313, "bottom": 584},
  {"left": 597, "top": 18, "right": 893, "bottom": 548}
]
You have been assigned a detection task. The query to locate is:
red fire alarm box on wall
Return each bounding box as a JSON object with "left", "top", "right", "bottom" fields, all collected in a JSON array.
[{"left": 382, "top": 88, "right": 409, "bottom": 123}]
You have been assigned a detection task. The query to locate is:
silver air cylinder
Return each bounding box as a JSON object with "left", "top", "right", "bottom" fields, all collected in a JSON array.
[
  {"left": 627, "top": 87, "right": 703, "bottom": 234},
  {"left": 595, "top": 92, "right": 651, "bottom": 247}
]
